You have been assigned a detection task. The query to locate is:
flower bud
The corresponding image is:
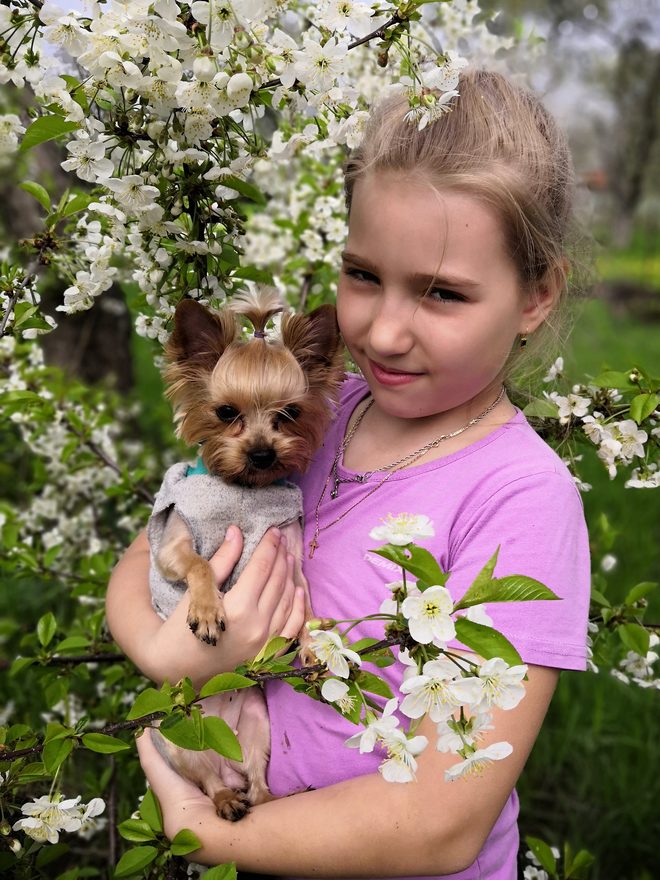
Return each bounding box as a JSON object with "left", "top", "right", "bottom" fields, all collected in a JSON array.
[
  {"left": 306, "top": 617, "right": 336, "bottom": 631},
  {"left": 629, "top": 369, "right": 640, "bottom": 384},
  {"left": 0, "top": 819, "right": 11, "bottom": 836},
  {"left": 9, "top": 837, "right": 22, "bottom": 854},
  {"left": 193, "top": 54, "right": 216, "bottom": 83},
  {"left": 227, "top": 72, "right": 253, "bottom": 107}
]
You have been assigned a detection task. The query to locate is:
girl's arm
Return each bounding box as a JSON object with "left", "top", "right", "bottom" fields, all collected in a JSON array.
[
  {"left": 106, "top": 526, "right": 305, "bottom": 689},
  {"left": 137, "top": 663, "right": 559, "bottom": 877}
]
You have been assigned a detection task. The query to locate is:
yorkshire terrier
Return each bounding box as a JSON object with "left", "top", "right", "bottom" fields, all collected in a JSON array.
[{"left": 146, "top": 288, "right": 344, "bottom": 820}]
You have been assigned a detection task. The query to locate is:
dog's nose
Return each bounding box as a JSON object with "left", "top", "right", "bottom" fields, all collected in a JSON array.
[{"left": 248, "top": 447, "right": 277, "bottom": 469}]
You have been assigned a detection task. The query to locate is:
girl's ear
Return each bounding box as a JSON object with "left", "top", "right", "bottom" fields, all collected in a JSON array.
[{"left": 520, "top": 260, "right": 568, "bottom": 333}]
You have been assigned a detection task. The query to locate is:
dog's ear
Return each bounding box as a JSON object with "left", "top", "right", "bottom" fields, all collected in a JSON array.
[
  {"left": 167, "top": 299, "right": 238, "bottom": 371},
  {"left": 281, "top": 304, "right": 343, "bottom": 382}
]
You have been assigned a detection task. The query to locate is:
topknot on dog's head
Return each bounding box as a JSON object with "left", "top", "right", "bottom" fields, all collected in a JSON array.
[{"left": 228, "top": 286, "right": 285, "bottom": 338}]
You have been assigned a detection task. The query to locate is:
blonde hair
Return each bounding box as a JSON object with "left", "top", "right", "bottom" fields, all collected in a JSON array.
[{"left": 344, "top": 69, "right": 588, "bottom": 392}]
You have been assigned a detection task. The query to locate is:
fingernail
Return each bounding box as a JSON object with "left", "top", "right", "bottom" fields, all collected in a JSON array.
[
  {"left": 225, "top": 525, "right": 238, "bottom": 542},
  {"left": 271, "top": 527, "right": 281, "bottom": 539}
]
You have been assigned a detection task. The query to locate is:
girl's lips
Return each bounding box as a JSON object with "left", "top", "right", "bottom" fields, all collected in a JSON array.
[{"left": 368, "top": 359, "right": 423, "bottom": 386}]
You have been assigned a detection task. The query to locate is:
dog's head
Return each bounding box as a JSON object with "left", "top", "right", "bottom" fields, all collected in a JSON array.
[{"left": 164, "top": 290, "right": 344, "bottom": 486}]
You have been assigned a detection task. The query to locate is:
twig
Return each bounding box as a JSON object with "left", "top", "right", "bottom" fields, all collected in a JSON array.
[
  {"left": 107, "top": 756, "right": 118, "bottom": 871},
  {"left": 66, "top": 420, "right": 155, "bottom": 506}
]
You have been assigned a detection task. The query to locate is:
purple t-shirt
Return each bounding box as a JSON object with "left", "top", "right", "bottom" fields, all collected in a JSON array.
[{"left": 265, "top": 375, "right": 590, "bottom": 880}]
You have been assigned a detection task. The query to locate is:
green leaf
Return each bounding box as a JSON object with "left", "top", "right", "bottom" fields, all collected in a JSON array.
[
  {"left": 126, "top": 687, "right": 173, "bottom": 720},
  {"left": 355, "top": 670, "right": 394, "bottom": 699},
  {"left": 565, "top": 848, "right": 595, "bottom": 879},
  {"left": 590, "top": 370, "right": 636, "bottom": 390},
  {"left": 117, "top": 819, "right": 156, "bottom": 843},
  {"left": 204, "top": 864, "right": 238, "bottom": 880},
  {"left": 617, "top": 622, "right": 650, "bottom": 656},
  {"left": 203, "top": 716, "right": 243, "bottom": 761},
  {"left": 20, "top": 116, "right": 79, "bottom": 153},
  {"left": 37, "top": 612, "right": 57, "bottom": 647},
  {"left": 170, "top": 828, "right": 202, "bottom": 856},
  {"left": 113, "top": 845, "right": 158, "bottom": 878},
  {"left": 199, "top": 672, "right": 255, "bottom": 698},
  {"left": 35, "top": 842, "right": 70, "bottom": 868},
  {"left": 524, "top": 836, "right": 557, "bottom": 874},
  {"left": 139, "top": 787, "right": 163, "bottom": 833},
  {"left": 455, "top": 574, "right": 559, "bottom": 611},
  {"left": 82, "top": 732, "right": 131, "bottom": 754},
  {"left": 250, "top": 635, "right": 292, "bottom": 666},
  {"left": 60, "top": 193, "right": 95, "bottom": 219},
  {"left": 523, "top": 398, "right": 560, "bottom": 419},
  {"left": 453, "top": 618, "right": 523, "bottom": 666},
  {"left": 10, "top": 656, "right": 36, "bottom": 676},
  {"left": 590, "top": 587, "right": 610, "bottom": 608},
  {"left": 19, "top": 180, "right": 51, "bottom": 211},
  {"left": 625, "top": 581, "right": 657, "bottom": 605},
  {"left": 629, "top": 392, "right": 659, "bottom": 424},
  {"left": 42, "top": 736, "right": 74, "bottom": 774},
  {"left": 371, "top": 545, "right": 448, "bottom": 586},
  {"left": 218, "top": 176, "right": 266, "bottom": 204},
  {"left": 453, "top": 548, "right": 500, "bottom": 610},
  {"left": 159, "top": 713, "right": 205, "bottom": 750},
  {"left": 232, "top": 265, "right": 275, "bottom": 285},
  {"left": 53, "top": 636, "right": 90, "bottom": 653}
]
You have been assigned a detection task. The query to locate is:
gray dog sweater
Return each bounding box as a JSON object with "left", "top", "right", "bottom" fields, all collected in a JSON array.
[{"left": 148, "top": 461, "right": 303, "bottom": 619}]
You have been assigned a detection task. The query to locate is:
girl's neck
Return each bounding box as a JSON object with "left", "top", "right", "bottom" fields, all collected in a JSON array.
[{"left": 341, "top": 386, "right": 516, "bottom": 473}]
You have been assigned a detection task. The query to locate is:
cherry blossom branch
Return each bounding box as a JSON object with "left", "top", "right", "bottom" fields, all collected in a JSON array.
[{"left": 261, "top": 13, "right": 403, "bottom": 89}]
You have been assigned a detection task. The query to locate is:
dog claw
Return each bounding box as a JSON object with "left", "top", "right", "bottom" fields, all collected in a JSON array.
[
  {"left": 220, "top": 619, "right": 226, "bottom": 632},
  {"left": 188, "top": 619, "right": 199, "bottom": 634},
  {"left": 214, "top": 792, "right": 251, "bottom": 822}
]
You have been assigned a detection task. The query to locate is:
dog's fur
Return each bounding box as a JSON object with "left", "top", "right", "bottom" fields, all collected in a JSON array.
[{"left": 147, "top": 289, "right": 344, "bottom": 820}]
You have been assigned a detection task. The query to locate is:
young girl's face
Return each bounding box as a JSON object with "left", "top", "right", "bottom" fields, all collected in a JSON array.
[{"left": 337, "top": 171, "right": 542, "bottom": 423}]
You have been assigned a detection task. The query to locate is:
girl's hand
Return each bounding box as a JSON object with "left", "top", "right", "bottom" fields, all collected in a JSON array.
[
  {"left": 135, "top": 728, "right": 218, "bottom": 850},
  {"left": 108, "top": 526, "right": 306, "bottom": 688}
]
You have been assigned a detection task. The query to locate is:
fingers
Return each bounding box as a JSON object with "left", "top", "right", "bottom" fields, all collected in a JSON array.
[
  {"left": 235, "top": 527, "right": 285, "bottom": 603},
  {"left": 209, "top": 525, "right": 243, "bottom": 586},
  {"left": 279, "top": 585, "right": 306, "bottom": 640}
]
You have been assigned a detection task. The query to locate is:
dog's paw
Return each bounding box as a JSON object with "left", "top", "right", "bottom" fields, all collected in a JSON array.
[
  {"left": 213, "top": 791, "right": 251, "bottom": 822},
  {"left": 187, "top": 598, "right": 226, "bottom": 645}
]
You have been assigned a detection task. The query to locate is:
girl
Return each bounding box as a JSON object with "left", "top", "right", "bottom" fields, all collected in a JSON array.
[{"left": 108, "top": 69, "right": 590, "bottom": 879}]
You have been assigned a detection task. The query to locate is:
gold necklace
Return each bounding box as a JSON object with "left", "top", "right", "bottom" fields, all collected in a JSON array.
[{"left": 308, "top": 386, "right": 506, "bottom": 558}]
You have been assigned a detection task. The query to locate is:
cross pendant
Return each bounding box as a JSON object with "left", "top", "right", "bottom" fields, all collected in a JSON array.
[{"left": 308, "top": 536, "right": 319, "bottom": 558}]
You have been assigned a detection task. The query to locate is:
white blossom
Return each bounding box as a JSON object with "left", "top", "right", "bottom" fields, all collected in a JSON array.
[
  {"left": 369, "top": 513, "right": 435, "bottom": 546},
  {"left": 445, "top": 741, "right": 513, "bottom": 781},
  {"left": 546, "top": 390, "right": 591, "bottom": 424},
  {"left": 542, "top": 356, "right": 564, "bottom": 383},
  {"left": 378, "top": 729, "right": 428, "bottom": 783},
  {"left": 401, "top": 585, "right": 456, "bottom": 647},
  {"left": 308, "top": 629, "right": 361, "bottom": 678},
  {"left": 345, "top": 698, "right": 400, "bottom": 753},
  {"left": 472, "top": 657, "right": 527, "bottom": 712},
  {"left": 400, "top": 657, "right": 483, "bottom": 722},
  {"left": 321, "top": 678, "right": 356, "bottom": 714},
  {"left": 293, "top": 36, "right": 349, "bottom": 93},
  {"left": 436, "top": 712, "right": 494, "bottom": 753}
]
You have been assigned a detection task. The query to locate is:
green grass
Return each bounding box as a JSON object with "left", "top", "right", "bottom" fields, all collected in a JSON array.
[{"left": 518, "top": 292, "right": 660, "bottom": 878}]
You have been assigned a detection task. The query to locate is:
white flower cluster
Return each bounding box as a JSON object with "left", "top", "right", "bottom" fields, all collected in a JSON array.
[
  {"left": 541, "top": 378, "right": 657, "bottom": 483},
  {"left": 12, "top": 793, "right": 105, "bottom": 844},
  {"left": 0, "top": 114, "right": 25, "bottom": 168},
  {"left": 0, "top": 336, "right": 149, "bottom": 568},
  {"left": 611, "top": 633, "right": 660, "bottom": 690},
  {"left": 310, "top": 514, "right": 526, "bottom": 783}
]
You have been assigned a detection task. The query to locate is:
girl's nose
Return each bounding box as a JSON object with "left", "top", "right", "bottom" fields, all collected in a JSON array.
[{"left": 367, "top": 293, "right": 414, "bottom": 357}]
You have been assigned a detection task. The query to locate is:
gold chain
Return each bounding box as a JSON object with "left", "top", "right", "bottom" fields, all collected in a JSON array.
[{"left": 308, "top": 386, "right": 506, "bottom": 558}]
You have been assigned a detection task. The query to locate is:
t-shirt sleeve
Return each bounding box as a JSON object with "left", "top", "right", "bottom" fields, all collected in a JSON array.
[{"left": 445, "top": 470, "right": 591, "bottom": 670}]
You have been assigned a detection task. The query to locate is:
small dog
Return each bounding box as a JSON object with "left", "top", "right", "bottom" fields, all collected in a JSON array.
[{"left": 146, "top": 288, "right": 343, "bottom": 820}]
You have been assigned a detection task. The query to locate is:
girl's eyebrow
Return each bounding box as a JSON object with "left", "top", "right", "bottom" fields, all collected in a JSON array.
[{"left": 340, "top": 251, "right": 480, "bottom": 289}]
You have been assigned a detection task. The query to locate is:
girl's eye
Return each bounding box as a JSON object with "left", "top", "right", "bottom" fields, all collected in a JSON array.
[
  {"left": 216, "top": 405, "right": 240, "bottom": 422},
  {"left": 428, "top": 288, "right": 466, "bottom": 304},
  {"left": 343, "top": 266, "right": 379, "bottom": 284}
]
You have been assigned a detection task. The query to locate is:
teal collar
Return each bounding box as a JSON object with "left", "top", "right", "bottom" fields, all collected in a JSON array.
[{"left": 186, "top": 456, "right": 208, "bottom": 477}]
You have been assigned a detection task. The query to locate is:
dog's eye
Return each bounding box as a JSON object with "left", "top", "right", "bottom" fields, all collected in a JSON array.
[
  {"left": 216, "top": 405, "right": 240, "bottom": 422},
  {"left": 281, "top": 405, "right": 301, "bottom": 421}
]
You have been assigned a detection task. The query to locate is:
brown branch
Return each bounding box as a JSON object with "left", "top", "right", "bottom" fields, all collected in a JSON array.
[{"left": 65, "top": 420, "right": 155, "bottom": 506}]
